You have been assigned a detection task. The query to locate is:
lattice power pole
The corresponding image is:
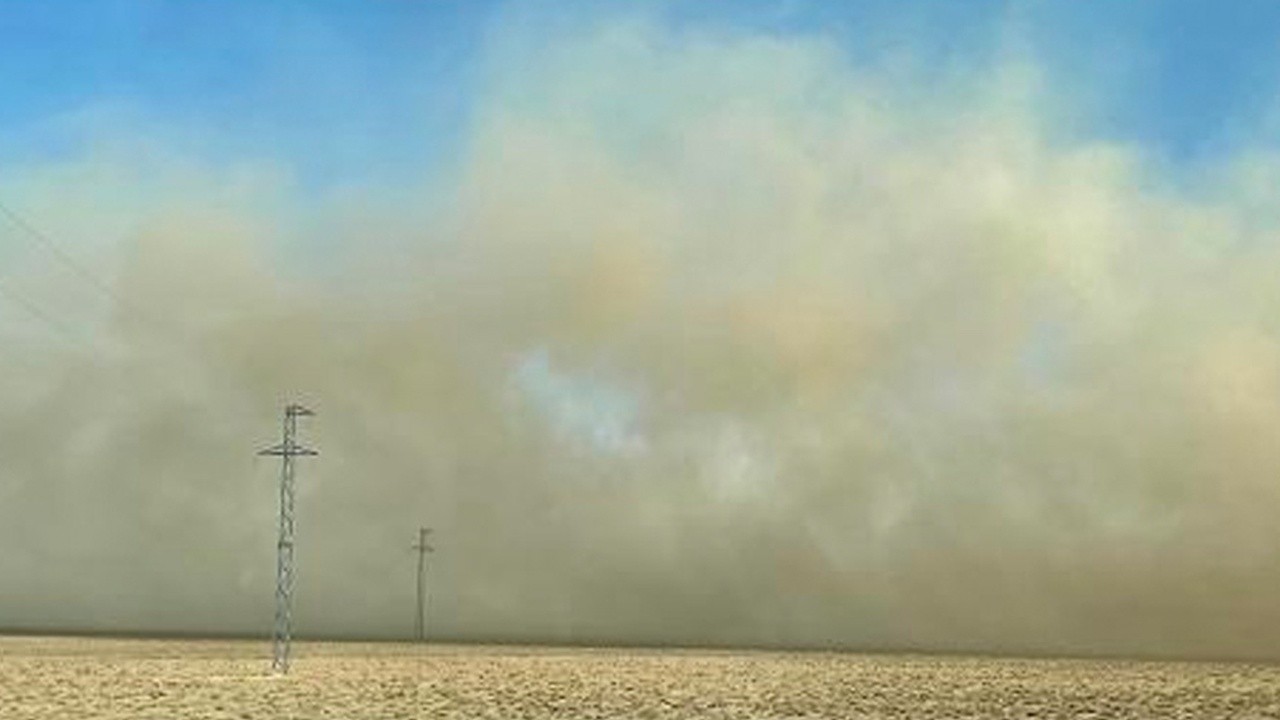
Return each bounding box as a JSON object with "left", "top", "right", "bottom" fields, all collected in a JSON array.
[
  {"left": 258, "top": 403, "right": 318, "bottom": 674},
  {"left": 411, "top": 527, "right": 434, "bottom": 642}
]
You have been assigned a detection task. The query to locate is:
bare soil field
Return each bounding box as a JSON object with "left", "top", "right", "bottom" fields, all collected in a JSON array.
[{"left": 3, "top": 635, "right": 1280, "bottom": 719}]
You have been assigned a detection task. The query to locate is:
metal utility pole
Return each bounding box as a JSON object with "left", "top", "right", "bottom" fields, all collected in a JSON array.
[
  {"left": 411, "top": 527, "right": 434, "bottom": 642},
  {"left": 258, "top": 403, "right": 318, "bottom": 674}
]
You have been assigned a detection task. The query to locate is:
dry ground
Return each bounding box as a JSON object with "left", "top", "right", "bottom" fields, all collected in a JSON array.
[{"left": 3, "top": 635, "right": 1280, "bottom": 719}]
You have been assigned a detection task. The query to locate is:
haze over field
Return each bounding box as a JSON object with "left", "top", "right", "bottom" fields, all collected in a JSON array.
[{"left": 1, "top": 1, "right": 1280, "bottom": 659}]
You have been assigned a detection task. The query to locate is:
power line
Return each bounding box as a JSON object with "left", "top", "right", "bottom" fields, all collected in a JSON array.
[
  {"left": 0, "top": 195, "right": 303, "bottom": 418},
  {"left": 0, "top": 198, "right": 174, "bottom": 342},
  {"left": 0, "top": 276, "right": 91, "bottom": 352},
  {"left": 0, "top": 199, "right": 126, "bottom": 305}
]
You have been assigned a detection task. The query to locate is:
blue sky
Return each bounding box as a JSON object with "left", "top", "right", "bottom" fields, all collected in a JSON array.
[
  {"left": 0, "top": 2, "right": 500, "bottom": 188},
  {"left": 2, "top": 1, "right": 1278, "bottom": 191}
]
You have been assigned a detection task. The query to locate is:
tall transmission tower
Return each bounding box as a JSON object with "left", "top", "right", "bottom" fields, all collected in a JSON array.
[
  {"left": 411, "top": 527, "right": 434, "bottom": 642},
  {"left": 258, "top": 404, "right": 318, "bottom": 674}
]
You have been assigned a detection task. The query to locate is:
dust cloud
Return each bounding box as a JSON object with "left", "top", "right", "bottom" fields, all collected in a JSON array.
[{"left": 1, "top": 10, "right": 1279, "bottom": 660}]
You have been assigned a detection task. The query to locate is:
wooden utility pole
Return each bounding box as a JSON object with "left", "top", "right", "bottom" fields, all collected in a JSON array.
[{"left": 411, "top": 527, "right": 434, "bottom": 641}]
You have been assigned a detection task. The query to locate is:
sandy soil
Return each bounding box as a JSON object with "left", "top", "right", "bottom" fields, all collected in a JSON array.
[{"left": 2, "top": 635, "right": 1280, "bottom": 719}]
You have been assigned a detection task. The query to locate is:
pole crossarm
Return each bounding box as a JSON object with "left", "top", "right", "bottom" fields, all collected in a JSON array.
[
  {"left": 411, "top": 528, "right": 434, "bottom": 553},
  {"left": 258, "top": 442, "right": 319, "bottom": 457}
]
